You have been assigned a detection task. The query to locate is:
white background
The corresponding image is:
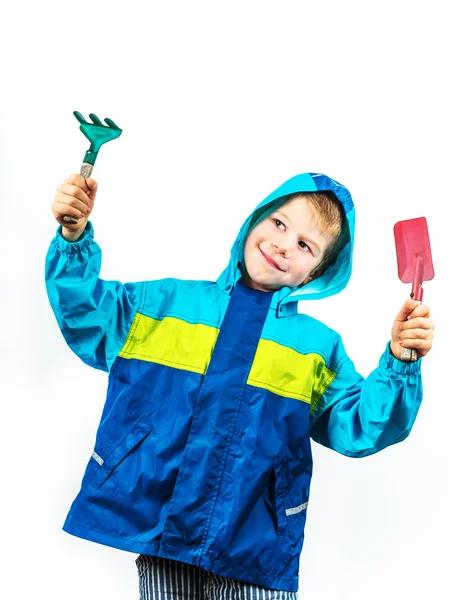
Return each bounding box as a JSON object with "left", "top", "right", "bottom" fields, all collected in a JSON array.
[{"left": 1, "top": 1, "right": 451, "bottom": 598}]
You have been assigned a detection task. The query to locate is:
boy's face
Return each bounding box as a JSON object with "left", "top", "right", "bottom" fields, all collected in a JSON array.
[{"left": 242, "top": 196, "right": 335, "bottom": 292}]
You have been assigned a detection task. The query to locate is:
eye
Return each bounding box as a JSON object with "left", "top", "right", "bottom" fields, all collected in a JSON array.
[
  {"left": 299, "top": 241, "right": 311, "bottom": 252},
  {"left": 273, "top": 218, "right": 285, "bottom": 230}
]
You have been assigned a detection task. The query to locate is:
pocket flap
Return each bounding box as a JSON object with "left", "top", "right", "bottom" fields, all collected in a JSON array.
[{"left": 90, "top": 413, "right": 153, "bottom": 489}]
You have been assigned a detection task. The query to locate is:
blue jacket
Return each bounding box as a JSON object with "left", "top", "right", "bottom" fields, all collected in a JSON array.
[{"left": 45, "top": 172, "right": 422, "bottom": 592}]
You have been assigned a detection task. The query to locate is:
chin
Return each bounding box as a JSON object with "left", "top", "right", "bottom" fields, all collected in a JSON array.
[{"left": 253, "top": 278, "right": 281, "bottom": 291}]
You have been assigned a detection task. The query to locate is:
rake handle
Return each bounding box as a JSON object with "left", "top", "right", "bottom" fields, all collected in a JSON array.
[{"left": 62, "top": 162, "right": 94, "bottom": 225}]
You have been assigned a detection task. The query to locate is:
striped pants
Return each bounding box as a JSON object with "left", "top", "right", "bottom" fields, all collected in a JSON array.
[{"left": 136, "top": 555, "right": 298, "bottom": 600}]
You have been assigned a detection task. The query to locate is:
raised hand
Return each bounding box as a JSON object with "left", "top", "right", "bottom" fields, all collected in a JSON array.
[
  {"left": 51, "top": 174, "right": 98, "bottom": 237},
  {"left": 390, "top": 299, "right": 434, "bottom": 361}
]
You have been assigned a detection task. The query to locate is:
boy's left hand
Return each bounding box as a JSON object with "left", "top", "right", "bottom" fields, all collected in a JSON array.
[{"left": 390, "top": 299, "right": 434, "bottom": 361}]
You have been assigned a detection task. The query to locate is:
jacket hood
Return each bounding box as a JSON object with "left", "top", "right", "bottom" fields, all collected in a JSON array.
[{"left": 216, "top": 172, "right": 355, "bottom": 316}]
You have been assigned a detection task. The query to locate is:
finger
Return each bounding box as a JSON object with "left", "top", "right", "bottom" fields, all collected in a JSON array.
[
  {"left": 63, "top": 174, "right": 90, "bottom": 194},
  {"left": 394, "top": 299, "right": 419, "bottom": 323},
  {"left": 57, "top": 184, "right": 93, "bottom": 208},
  {"left": 406, "top": 302, "right": 430, "bottom": 320},
  {"left": 53, "top": 200, "right": 88, "bottom": 221},
  {"left": 398, "top": 337, "right": 432, "bottom": 352},
  {"left": 402, "top": 317, "right": 433, "bottom": 331},
  {"left": 54, "top": 192, "right": 93, "bottom": 216},
  {"left": 56, "top": 192, "right": 91, "bottom": 216},
  {"left": 85, "top": 177, "right": 98, "bottom": 194},
  {"left": 54, "top": 199, "right": 88, "bottom": 220},
  {"left": 401, "top": 328, "right": 433, "bottom": 341}
]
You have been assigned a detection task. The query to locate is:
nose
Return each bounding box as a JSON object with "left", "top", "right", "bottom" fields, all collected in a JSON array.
[{"left": 272, "top": 241, "right": 288, "bottom": 256}]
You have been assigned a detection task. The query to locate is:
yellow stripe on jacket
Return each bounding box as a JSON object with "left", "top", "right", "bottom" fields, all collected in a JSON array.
[
  {"left": 247, "top": 338, "right": 337, "bottom": 408},
  {"left": 119, "top": 313, "right": 220, "bottom": 375}
]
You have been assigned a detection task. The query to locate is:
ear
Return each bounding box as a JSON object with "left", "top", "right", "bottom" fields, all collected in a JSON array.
[
  {"left": 301, "top": 269, "right": 323, "bottom": 286},
  {"left": 300, "top": 274, "right": 315, "bottom": 286}
]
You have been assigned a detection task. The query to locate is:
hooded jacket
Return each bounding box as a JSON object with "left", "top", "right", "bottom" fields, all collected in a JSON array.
[{"left": 45, "top": 172, "right": 422, "bottom": 592}]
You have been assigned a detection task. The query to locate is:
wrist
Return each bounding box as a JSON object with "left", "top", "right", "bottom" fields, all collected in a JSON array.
[
  {"left": 61, "top": 224, "right": 87, "bottom": 242},
  {"left": 389, "top": 341, "right": 398, "bottom": 358}
]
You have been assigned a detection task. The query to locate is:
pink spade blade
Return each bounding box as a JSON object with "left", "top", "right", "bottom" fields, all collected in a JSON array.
[{"left": 393, "top": 217, "right": 434, "bottom": 302}]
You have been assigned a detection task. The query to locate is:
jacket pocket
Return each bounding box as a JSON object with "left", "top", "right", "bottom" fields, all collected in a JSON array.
[
  {"left": 274, "top": 456, "right": 288, "bottom": 537},
  {"left": 89, "top": 412, "right": 154, "bottom": 489},
  {"left": 274, "top": 455, "right": 309, "bottom": 539}
]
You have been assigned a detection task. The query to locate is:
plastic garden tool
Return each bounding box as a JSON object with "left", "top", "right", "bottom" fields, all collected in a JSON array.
[
  {"left": 393, "top": 216, "right": 434, "bottom": 361},
  {"left": 62, "top": 111, "right": 123, "bottom": 224}
]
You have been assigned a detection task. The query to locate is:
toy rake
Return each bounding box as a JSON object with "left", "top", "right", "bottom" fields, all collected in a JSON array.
[{"left": 62, "top": 111, "right": 123, "bottom": 224}]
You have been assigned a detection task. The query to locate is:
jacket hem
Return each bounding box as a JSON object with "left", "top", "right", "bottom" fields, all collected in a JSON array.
[
  {"left": 62, "top": 518, "right": 299, "bottom": 592},
  {"left": 62, "top": 518, "right": 161, "bottom": 555}
]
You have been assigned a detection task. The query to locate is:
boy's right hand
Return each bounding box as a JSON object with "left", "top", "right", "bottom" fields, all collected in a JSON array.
[{"left": 51, "top": 174, "right": 98, "bottom": 240}]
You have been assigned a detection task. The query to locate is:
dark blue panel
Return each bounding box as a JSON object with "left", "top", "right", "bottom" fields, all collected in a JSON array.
[{"left": 161, "top": 279, "right": 273, "bottom": 563}]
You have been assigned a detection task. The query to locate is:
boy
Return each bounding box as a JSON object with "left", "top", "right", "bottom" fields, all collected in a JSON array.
[{"left": 46, "top": 172, "right": 434, "bottom": 599}]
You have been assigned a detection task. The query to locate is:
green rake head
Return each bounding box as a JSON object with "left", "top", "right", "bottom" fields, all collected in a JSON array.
[{"left": 73, "top": 111, "right": 123, "bottom": 165}]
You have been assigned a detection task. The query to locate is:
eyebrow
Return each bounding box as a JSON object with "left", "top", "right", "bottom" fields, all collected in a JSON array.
[{"left": 276, "top": 210, "right": 321, "bottom": 253}]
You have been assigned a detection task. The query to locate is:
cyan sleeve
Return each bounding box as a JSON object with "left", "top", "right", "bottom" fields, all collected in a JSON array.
[
  {"left": 45, "top": 221, "right": 147, "bottom": 373},
  {"left": 309, "top": 340, "right": 423, "bottom": 458}
]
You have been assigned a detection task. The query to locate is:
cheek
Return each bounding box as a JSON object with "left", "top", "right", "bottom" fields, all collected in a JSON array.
[
  {"left": 294, "top": 254, "right": 316, "bottom": 274},
  {"left": 242, "top": 236, "right": 256, "bottom": 268},
  {"left": 244, "top": 231, "right": 260, "bottom": 256}
]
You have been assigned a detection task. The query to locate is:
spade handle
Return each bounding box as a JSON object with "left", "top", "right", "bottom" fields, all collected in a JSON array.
[
  {"left": 411, "top": 255, "right": 424, "bottom": 302},
  {"left": 400, "top": 299, "right": 422, "bottom": 362}
]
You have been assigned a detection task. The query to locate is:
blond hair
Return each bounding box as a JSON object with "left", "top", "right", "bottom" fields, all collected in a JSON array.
[
  {"left": 296, "top": 191, "right": 349, "bottom": 278},
  {"left": 300, "top": 191, "right": 343, "bottom": 239}
]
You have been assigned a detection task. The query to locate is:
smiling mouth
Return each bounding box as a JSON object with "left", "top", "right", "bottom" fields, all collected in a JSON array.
[{"left": 259, "top": 248, "right": 285, "bottom": 271}]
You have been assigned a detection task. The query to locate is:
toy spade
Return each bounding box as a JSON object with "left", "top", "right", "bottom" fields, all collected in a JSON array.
[
  {"left": 63, "top": 111, "right": 123, "bottom": 224},
  {"left": 393, "top": 216, "right": 434, "bottom": 361}
]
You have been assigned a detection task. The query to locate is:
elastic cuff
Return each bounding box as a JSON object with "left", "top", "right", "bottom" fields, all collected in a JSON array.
[
  {"left": 55, "top": 221, "right": 94, "bottom": 255},
  {"left": 380, "top": 341, "right": 421, "bottom": 375}
]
